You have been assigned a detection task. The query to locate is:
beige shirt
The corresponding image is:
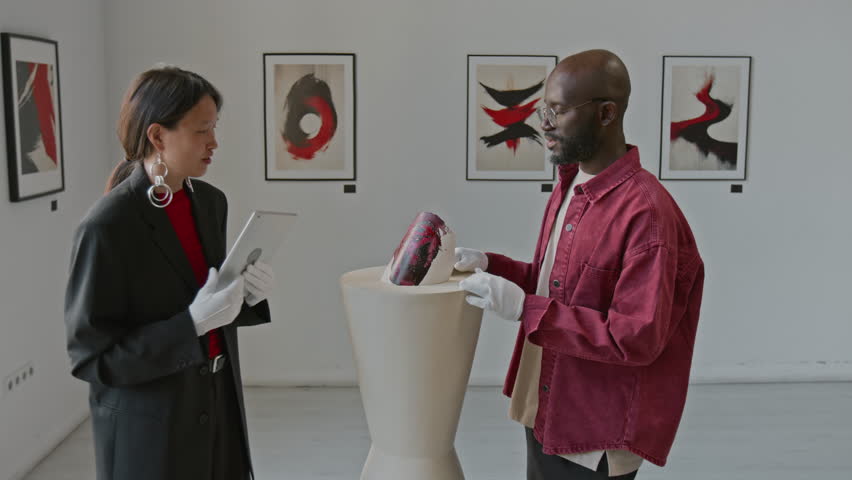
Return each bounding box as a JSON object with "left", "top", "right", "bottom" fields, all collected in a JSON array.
[{"left": 508, "top": 168, "right": 643, "bottom": 477}]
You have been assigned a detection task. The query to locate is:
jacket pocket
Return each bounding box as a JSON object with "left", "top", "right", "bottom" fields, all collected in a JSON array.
[
  {"left": 90, "top": 404, "right": 118, "bottom": 478},
  {"left": 113, "top": 412, "right": 169, "bottom": 479},
  {"left": 568, "top": 262, "right": 621, "bottom": 312},
  {"left": 118, "top": 383, "right": 171, "bottom": 421}
]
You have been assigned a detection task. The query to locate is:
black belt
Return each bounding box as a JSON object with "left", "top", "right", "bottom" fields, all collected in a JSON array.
[{"left": 210, "top": 354, "right": 227, "bottom": 373}]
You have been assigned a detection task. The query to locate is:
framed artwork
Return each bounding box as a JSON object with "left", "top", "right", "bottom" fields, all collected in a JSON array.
[
  {"left": 1, "top": 33, "right": 65, "bottom": 201},
  {"left": 660, "top": 55, "right": 751, "bottom": 180},
  {"left": 467, "top": 54, "right": 557, "bottom": 181},
  {"left": 263, "top": 53, "right": 355, "bottom": 181}
]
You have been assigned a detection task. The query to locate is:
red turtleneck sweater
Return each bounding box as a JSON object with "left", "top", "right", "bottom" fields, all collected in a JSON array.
[{"left": 164, "top": 189, "right": 224, "bottom": 358}]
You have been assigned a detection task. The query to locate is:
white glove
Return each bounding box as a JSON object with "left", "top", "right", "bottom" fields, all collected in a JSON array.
[
  {"left": 454, "top": 247, "right": 489, "bottom": 272},
  {"left": 459, "top": 268, "right": 525, "bottom": 322},
  {"left": 243, "top": 261, "right": 275, "bottom": 307},
  {"left": 189, "top": 267, "right": 245, "bottom": 336}
]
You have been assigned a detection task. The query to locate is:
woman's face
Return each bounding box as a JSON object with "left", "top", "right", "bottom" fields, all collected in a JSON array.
[{"left": 160, "top": 95, "right": 219, "bottom": 179}]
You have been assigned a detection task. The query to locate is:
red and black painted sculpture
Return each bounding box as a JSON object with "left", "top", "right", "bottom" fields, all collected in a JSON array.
[{"left": 384, "top": 212, "right": 456, "bottom": 286}]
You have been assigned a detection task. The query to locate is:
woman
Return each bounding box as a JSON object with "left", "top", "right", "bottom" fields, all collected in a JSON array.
[{"left": 64, "top": 66, "right": 274, "bottom": 480}]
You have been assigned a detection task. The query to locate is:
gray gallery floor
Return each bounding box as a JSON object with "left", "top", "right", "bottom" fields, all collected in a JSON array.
[{"left": 23, "top": 383, "right": 852, "bottom": 479}]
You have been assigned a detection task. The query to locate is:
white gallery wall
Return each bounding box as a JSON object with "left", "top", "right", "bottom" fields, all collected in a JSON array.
[
  {"left": 100, "top": 0, "right": 852, "bottom": 387},
  {"left": 0, "top": 1, "right": 109, "bottom": 478},
  {"left": 0, "top": 0, "right": 848, "bottom": 477}
]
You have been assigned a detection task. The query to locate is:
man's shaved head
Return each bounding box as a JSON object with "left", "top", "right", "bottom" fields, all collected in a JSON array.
[
  {"left": 541, "top": 49, "right": 631, "bottom": 168},
  {"left": 549, "top": 49, "right": 631, "bottom": 118}
]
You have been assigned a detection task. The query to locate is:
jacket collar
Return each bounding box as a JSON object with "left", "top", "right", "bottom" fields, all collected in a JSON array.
[
  {"left": 127, "top": 162, "right": 219, "bottom": 290},
  {"left": 557, "top": 145, "right": 642, "bottom": 203}
]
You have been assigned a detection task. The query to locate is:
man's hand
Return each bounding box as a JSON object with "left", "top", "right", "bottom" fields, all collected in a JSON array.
[
  {"left": 459, "top": 268, "right": 524, "bottom": 322},
  {"left": 454, "top": 247, "right": 488, "bottom": 272}
]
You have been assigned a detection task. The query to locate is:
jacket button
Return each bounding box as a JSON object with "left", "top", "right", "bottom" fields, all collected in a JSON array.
[
  {"left": 565, "top": 224, "right": 573, "bottom": 232},
  {"left": 552, "top": 280, "right": 560, "bottom": 288},
  {"left": 199, "top": 365, "right": 209, "bottom": 376},
  {"left": 199, "top": 413, "right": 209, "bottom": 425},
  {"left": 542, "top": 385, "right": 549, "bottom": 393}
]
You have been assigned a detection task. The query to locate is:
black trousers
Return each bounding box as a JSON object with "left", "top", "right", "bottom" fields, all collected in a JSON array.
[
  {"left": 210, "top": 364, "right": 251, "bottom": 480},
  {"left": 526, "top": 428, "right": 638, "bottom": 480}
]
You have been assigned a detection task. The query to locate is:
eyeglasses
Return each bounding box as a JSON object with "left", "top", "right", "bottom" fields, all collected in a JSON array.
[{"left": 536, "top": 98, "right": 610, "bottom": 126}]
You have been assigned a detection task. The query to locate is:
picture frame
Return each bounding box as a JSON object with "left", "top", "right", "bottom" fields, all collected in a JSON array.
[
  {"left": 466, "top": 54, "right": 557, "bottom": 181},
  {"left": 659, "top": 55, "right": 751, "bottom": 180},
  {"left": 263, "top": 53, "right": 356, "bottom": 181},
  {"left": 1, "top": 33, "right": 65, "bottom": 201}
]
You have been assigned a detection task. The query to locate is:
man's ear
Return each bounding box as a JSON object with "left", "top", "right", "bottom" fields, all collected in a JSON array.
[
  {"left": 600, "top": 102, "right": 618, "bottom": 127},
  {"left": 146, "top": 123, "right": 165, "bottom": 153}
]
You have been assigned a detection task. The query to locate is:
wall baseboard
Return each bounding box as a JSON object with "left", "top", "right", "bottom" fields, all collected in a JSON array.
[
  {"left": 242, "top": 374, "right": 356, "bottom": 388},
  {"left": 243, "top": 361, "right": 852, "bottom": 388},
  {"left": 687, "top": 361, "right": 852, "bottom": 384},
  {"left": 9, "top": 408, "right": 89, "bottom": 480}
]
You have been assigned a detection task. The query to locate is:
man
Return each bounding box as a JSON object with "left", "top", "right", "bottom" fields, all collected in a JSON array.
[{"left": 457, "top": 50, "right": 704, "bottom": 479}]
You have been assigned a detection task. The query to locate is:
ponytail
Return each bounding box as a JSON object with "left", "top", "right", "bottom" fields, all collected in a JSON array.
[{"left": 104, "top": 160, "right": 138, "bottom": 193}]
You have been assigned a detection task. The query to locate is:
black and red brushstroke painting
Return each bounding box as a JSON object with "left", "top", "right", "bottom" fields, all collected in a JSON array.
[
  {"left": 388, "top": 212, "right": 451, "bottom": 286},
  {"left": 479, "top": 80, "right": 543, "bottom": 153},
  {"left": 281, "top": 73, "right": 338, "bottom": 161},
  {"left": 16, "top": 61, "right": 59, "bottom": 174},
  {"left": 670, "top": 74, "right": 738, "bottom": 168}
]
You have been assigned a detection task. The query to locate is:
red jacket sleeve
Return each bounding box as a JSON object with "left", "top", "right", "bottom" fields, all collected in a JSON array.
[
  {"left": 522, "top": 243, "right": 702, "bottom": 366},
  {"left": 485, "top": 252, "right": 538, "bottom": 294}
]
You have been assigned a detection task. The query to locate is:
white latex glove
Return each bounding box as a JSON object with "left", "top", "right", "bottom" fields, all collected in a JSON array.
[
  {"left": 189, "top": 267, "right": 245, "bottom": 336},
  {"left": 454, "top": 247, "right": 489, "bottom": 272},
  {"left": 243, "top": 261, "right": 275, "bottom": 307},
  {"left": 459, "top": 268, "right": 525, "bottom": 322}
]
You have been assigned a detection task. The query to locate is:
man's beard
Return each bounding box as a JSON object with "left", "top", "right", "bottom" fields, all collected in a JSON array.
[{"left": 548, "top": 122, "right": 601, "bottom": 165}]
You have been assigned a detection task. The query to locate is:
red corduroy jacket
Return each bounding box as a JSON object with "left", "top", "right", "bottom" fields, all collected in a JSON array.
[{"left": 486, "top": 146, "right": 705, "bottom": 466}]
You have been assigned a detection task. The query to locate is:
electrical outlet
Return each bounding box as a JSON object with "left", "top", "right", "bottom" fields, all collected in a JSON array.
[{"left": 2, "top": 361, "right": 34, "bottom": 398}]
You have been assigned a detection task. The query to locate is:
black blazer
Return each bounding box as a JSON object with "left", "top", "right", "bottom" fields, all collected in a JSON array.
[{"left": 64, "top": 162, "right": 270, "bottom": 480}]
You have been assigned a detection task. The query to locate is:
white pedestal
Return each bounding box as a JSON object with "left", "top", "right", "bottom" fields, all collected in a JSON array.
[{"left": 340, "top": 266, "right": 484, "bottom": 480}]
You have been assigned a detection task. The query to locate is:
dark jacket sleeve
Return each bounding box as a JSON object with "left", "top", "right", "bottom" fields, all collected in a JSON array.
[
  {"left": 64, "top": 223, "right": 206, "bottom": 387},
  {"left": 235, "top": 301, "right": 271, "bottom": 327}
]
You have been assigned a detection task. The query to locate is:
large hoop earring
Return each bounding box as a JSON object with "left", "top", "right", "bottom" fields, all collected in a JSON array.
[{"left": 147, "top": 153, "right": 173, "bottom": 208}]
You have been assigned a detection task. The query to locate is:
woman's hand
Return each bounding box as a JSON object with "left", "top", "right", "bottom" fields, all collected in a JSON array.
[
  {"left": 189, "top": 268, "right": 245, "bottom": 336},
  {"left": 244, "top": 261, "right": 275, "bottom": 307}
]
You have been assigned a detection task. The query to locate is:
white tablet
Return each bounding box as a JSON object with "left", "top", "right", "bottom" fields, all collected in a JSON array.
[{"left": 217, "top": 210, "right": 297, "bottom": 289}]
